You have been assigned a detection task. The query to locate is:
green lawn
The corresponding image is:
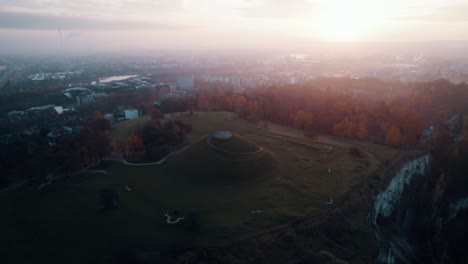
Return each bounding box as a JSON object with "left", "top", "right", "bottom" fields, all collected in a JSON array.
[
  {"left": 0, "top": 112, "right": 402, "bottom": 263},
  {"left": 208, "top": 134, "right": 260, "bottom": 153}
]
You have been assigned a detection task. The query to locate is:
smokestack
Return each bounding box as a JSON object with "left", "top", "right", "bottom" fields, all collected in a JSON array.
[{"left": 58, "top": 27, "right": 63, "bottom": 49}]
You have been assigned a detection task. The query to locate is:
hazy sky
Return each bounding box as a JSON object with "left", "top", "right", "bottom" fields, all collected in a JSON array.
[{"left": 1, "top": 0, "right": 468, "bottom": 53}]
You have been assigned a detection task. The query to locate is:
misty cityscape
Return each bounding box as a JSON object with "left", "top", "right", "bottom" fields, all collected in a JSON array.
[{"left": 1, "top": 1, "right": 468, "bottom": 264}]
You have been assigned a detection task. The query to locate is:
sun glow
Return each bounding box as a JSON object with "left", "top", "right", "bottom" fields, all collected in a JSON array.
[{"left": 316, "top": 1, "right": 379, "bottom": 41}]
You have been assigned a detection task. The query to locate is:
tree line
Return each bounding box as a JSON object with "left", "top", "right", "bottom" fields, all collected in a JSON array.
[
  {"left": 196, "top": 78, "right": 468, "bottom": 147},
  {"left": 0, "top": 112, "right": 113, "bottom": 189},
  {"left": 121, "top": 119, "right": 192, "bottom": 162}
]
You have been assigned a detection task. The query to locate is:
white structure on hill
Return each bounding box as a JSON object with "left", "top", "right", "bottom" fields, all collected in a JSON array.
[
  {"left": 212, "top": 131, "right": 233, "bottom": 140},
  {"left": 124, "top": 109, "right": 139, "bottom": 120}
]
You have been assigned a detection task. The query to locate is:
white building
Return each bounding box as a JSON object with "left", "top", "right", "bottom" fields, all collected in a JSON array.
[
  {"left": 124, "top": 109, "right": 139, "bottom": 120},
  {"left": 76, "top": 94, "right": 95, "bottom": 105},
  {"left": 27, "top": 104, "right": 56, "bottom": 112},
  {"left": 54, "top": 106, "right": 64, "bottom": 115},
  {"left": 104, "top": 113, "right": 114, "bottom": 120}
]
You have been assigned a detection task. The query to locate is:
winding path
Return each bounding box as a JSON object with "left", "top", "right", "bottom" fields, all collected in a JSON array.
[
  {"left": 108, "top": 134, "right": 208, "bottom": 166},
  {"left": 165, "top": 212, "right": 185, "bottom": 224},
  {"left": 206, "top": 134, "right": 264, "bottom": 155},
  {"left": 36, "top": 134, "right": 209, "bottom": 190}
]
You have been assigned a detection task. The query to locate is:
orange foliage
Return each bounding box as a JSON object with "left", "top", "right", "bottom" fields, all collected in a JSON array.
[
  {"left": 195, "top": 78, "right": 468, "bottom": 147},
  {"left": 232, "top": 95, "right": 247, "bottom": 113},
  {"left": 332, "top": 122, "right": 344, "bottom": 137},
  {"left": 124, "top": 134, "right": 144, "bottom": 159},
  {"left": 291, "top": 110, "right": 314, "bottom": 130},
  {"left": 349, "top": 123, "right": 360, "bottom": 139},
  {"left": 385, "top": 125, "right": 402, "bottom": 146},
  {"left": 358, "top": 114, "right": 369, "bottom": 139},
  {"left": 151, "top": 108, "right": 163, "bottom": 119},
  {"left": 197, "top": 90, "right": 212, "bottom": 110}
]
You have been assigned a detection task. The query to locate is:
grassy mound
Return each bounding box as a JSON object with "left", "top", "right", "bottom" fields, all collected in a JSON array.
[
  {"left": 208, "top": 134, "right": 261, "bottom": 154},
  {"left": 166, "top": 136, "right": 275, "bottom": 181},
  {"left": 0, "top": 112, "right": 397, "bottom": 263}
]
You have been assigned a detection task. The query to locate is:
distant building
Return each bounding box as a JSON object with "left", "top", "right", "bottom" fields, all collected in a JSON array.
[
  {"left": 27, "top": 105, "right": 56, "bottom": 112},
  {"left": 63, "top": 87, "right": 92, "bottom": 95},
  {"left": 8, "top": 110, "right": 25, "bottom": 120},
  {"left": 47, "top": 92, "right": 74, "bottom": 105},
  {"left": 124, "top": 109, "right": 139, "bottom": 120},
  {"left": 54, "top": 106, "right": 64, "bottom": 115},
  {"left": 159, "top": 85, "right": 176, "bottom": 95},
  {"left": 176, "top": 76, "right": 195, "bottom": 90},
  {"left": 76, "top": 94, "right": 95, "bottom": 105},
  {"left": 104, "top": 113, "right": 114, "bottom": 120},
  {"left": 94, "top": 92, "right": 108, "bottom": 98},
  {"left": 49, "top": 87, "right": 97, "bottom": 107}
]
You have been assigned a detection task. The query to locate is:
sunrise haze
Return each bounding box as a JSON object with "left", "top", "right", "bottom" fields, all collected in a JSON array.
[{"left": 2, "top": 0, "right": 468, "bottom": 53}]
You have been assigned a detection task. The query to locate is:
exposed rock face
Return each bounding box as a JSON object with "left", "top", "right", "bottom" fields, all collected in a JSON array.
[
  {"left": 370, "top": 154, "right": 431, "bottom": 263},
  {"left": 371, "top": 155, "right": 431, "bottom": 227},
  {"left": 448, "top": 197, "right": 468, "bottom": 221},
  {"left": 371, "top": 152, "right": 468, "bottom": 264}
]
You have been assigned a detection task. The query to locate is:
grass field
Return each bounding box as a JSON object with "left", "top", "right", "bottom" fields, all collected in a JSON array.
[
  {"left": 208, "top": 133, "right": 261, "bottom": 153},
  {"left": 0, "top": 112, "right": 402, "bottom": 263}
]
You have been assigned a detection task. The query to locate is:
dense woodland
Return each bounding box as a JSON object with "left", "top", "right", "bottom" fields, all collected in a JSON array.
[
  {"left": 0, "top": 112, "right": 113, "bottom": 188},
  {"left": 197, "top": 78, "right": 468, "bottom": 147},
  {"left": 121, "top": 119, "right": 192, "bottom": 162},
  {"left": 0, "top": 112, "right": 192, "bottom": 189}
]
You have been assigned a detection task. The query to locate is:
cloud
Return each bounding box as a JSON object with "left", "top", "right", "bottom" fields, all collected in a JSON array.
[
  {"left": 393, "top": 3, "right": 468, "bottom": 22},
  {"left": 0, "top": 11, "right": 188, "bottom": 31},
  {"left": 239, "top": 0, "right": 322, "bottom": 18},
  {"left": 0, "top": 0, "right": 185, "bottom": 15}
]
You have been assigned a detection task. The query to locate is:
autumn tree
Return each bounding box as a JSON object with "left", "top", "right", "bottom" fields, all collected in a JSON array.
[
  {"left": 232, "top": 95, "right": 247, "bottom": 113},
  {"left": 197, "top": 88, "right": 216, "bottom": 110},
  {"left": 357, "top": 114, "right": 369, "bottom": 139},
  {"left": 349, "top": 122, "right": 360, "bottom": 139},
  {"left": 221, "top": 96, "right": 234, "bottom": 111},
  {"left": 124, "top": 134, "right": 144, "bottom": 159},
  {"left": 151, "top": 108, "right": 164, "bottom": 120},
  {"left": 332, "top": 122, "right": 345, "bottom": 137},
  {"left": 332, "top": 117, "right": 353, "bottom": 138},
  {"left": 385, "top": 125, "right": 402, "bottom": 146},
  {"left": 54, "top": 135, "right": 83, "bottom": 174},
  {"left": 140, "top": 120, "right": 191, "bottom": 161},
  {"left": 81, "top": 112, "right": 113, "bottom": 164},
  {"left": 89, "top": 112, "right": 111, "bottom": 132},
  {"left": 291, "top": 110, "right": 314, "bottom": 131}
]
